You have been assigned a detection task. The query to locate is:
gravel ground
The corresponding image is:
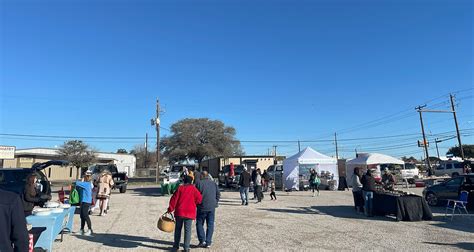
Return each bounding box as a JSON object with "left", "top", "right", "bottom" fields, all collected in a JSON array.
[{"left": 52, "top": 186, "right": 474, "bottom": 251}]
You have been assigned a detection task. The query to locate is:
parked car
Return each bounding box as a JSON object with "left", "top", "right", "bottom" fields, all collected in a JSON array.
[
  {"left": 423, "top": 174, "right": 474, "bottom": 206},
  {"left": 88, "top": 163, "right": 128, "bottom": 193},
  {"left": 401, "top": 163, "right": 420, "bottom": 184},
  {"left": 0, "top": 160, "right": 68, "bottom": 200},
  {"left": 433, "top": 159, "right": 465, "bottom": 177},
  {"left": 218, "top": 164, "right": 245, "bottom": 188},
  {"left": 266, "top": 164, "right": 284, "bottom": 189}
]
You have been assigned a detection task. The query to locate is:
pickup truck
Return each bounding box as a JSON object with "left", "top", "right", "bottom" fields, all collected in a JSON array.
[{"left": 88, "top": 163, "right": 128, "bottom": 193}]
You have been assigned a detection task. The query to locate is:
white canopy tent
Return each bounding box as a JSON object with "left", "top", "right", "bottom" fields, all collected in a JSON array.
[
  {"left": 283, "top": 147, "right": 338, "bottom": 190},
  {"left": 346, "top": 153, "right": 404, "bottom": 187}
]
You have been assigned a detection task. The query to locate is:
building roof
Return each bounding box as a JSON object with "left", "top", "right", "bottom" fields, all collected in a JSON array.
[{"left": 15, "top": 148, "right": 136, "bottom": 161}]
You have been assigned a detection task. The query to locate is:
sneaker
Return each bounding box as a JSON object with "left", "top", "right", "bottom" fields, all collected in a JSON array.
[
  {"left": 198, "top": 242, "right": 206, "bottom": 248},
  {"left": 205, "top": 244, "right": 212, "bottom": 248},
  {"left": 241, "top": 201, "right": 244, "bottom": 205},
  {"left": 84, "top": 230, "right": 92, "bottom": 236},
  {"left": 79, "top": 229, "right": 85, "bottom": 235},
  {"left": 245, "top": 202, "right": 248, "bottom": 206}
]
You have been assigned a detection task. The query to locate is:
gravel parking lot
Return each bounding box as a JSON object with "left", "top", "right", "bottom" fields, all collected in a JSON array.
[{"left": 53, "top": 186, "right": 474, "bottom": 251}]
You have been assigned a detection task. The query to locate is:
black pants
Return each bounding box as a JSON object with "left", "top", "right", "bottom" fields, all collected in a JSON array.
[
  {"left": 80, "top": 202, "right": 92, "bottom": 230},
  {"left": 270, "top": 191, "right": 276, "bottom": 200},
  {"left": 256, "top": 185, "right": 263, "bottom": 202},
  {"left": 311, "top": 184, "right": 319, "bottom": 193}
]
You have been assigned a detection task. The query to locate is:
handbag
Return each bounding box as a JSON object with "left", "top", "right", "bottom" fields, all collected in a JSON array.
[{"left": 69, "top": 187, "right": 80, "bottom": 205}]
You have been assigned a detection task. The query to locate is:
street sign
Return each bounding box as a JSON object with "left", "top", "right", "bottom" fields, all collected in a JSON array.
[
  {"left": 0, "top": 146, "right": 15, "bottom": 159},
  {"left": 417, "top": 140, "right": 429, "bottom": 148}
]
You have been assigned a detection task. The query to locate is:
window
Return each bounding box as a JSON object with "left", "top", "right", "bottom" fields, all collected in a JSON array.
[
  {"left": 446, "top": 177, "right": 463, "bottom": 187},
  {"left": 446, "top": 164, "right": 454, "bottom": 169},
  {"left": 454, "top": 163, "right": 464, "bottom": 169}
]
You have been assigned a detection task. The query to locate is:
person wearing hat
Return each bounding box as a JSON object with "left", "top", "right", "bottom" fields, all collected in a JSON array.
[
  {"left": 382, "top": 168, "right": 396, "bottom": 191},
  {"left": 238, "top": 166, "right": 252, "bottom": 205},
  {"left": 168, "top": 175, "right": 202, "bottom": 252}
]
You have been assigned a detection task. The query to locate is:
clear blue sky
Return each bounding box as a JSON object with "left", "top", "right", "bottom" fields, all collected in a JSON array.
[{"left": 1, "top": 0, "right": 472, "bottom": 159}]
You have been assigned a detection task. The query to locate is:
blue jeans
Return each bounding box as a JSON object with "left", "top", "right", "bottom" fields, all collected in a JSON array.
[
  {"left": 240, "top": 187, "right": 249, "bottom": 204},
  {"left": 174, "top": 217, "right": 192, "bottom": 250},
  {"left": 196, "top": 209, "right": 215, "bottom": 245},
  {"left": 363, "top": 191, "right": 374, "bottom": 216}
]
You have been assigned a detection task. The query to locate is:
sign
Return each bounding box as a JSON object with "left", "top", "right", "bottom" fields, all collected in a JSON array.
[
  {"left": 417, "top": 140, "right": 429, "bottom": 148},
  {"left": 0, "top": 146, "right": 15, "bottom": 159}
]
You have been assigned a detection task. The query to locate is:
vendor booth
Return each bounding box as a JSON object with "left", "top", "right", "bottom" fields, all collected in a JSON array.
[
  {"left": 283, "top": 147, "right": 338, "bottom": 191},
  {"left": 346, "top": 153, "right": 404, "bottom": 187}
]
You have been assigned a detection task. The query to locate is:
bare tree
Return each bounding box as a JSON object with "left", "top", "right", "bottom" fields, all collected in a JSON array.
[{"left": 57, "top": 140, "right": 96, "bottom": 179}]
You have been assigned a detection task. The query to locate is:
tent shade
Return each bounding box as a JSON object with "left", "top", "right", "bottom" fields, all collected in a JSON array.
[{"left": 283, "top": 147, "right": 338, "bottom": 191}]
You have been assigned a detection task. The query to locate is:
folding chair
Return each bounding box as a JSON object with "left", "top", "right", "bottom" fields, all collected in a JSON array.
[{"left": 445, "top": 190, "right": 469, "bottom": 220}]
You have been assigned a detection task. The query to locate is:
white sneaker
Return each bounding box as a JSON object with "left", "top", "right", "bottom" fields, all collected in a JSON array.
[
  {"left": 84, "top": 230, "right": 92, "bottom": 236},
  {"left": 79, "top": 229, "right": 85, "bottom": 235}
]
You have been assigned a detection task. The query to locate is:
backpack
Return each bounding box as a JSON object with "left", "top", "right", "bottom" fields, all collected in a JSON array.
[
  {"left": 313, "top": 177, "right": 321, "bottom": 185},
  {"left": 69, "top": 187, "right": 80, "bottom": 205}
]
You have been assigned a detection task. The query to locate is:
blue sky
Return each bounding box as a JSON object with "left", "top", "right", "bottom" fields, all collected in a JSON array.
[{"left": 0, "top": 0, "right": 472, "bottom": 159}]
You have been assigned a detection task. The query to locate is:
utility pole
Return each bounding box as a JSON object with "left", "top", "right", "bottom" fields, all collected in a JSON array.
[
  {"left": 416, "top": 105, "right": 432, "bottom": 175},
  {"left": 144, "top": 133, "right": 148, "bottom": 169},
  {"left": 450, "top": 94, "right": 465, "bottom": 160},
  {"left": 334, "top": 133, "right": 339, "bottom": 159},
  {"left": 151, "top": 99, "right": 161, "bottom": 184},
  {"left": 435, "top": 138, "right": 441, "bottom": 159},
  {"left": 298, "top": 140, "right": 301, "bottom": 152}
]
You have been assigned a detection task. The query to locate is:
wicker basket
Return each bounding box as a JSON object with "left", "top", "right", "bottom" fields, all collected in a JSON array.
[{"left": 157, "top": 212, "right": 175, "bottom": 233}]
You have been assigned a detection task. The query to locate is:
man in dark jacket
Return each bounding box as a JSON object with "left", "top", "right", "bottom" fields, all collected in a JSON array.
[
  {"left": 251, "top": 168, "right": 257, "bottom": 200},
  {"left": 0, "top": 189, "right": 29, "bottom": 252},
  {"left": 239, "top": 167, "right": 252, "bottom": 205},
  {"left": 195, "top": 171, "right": 220, "bottom": 248},
  {"left": 361, "top": 169, "right": 376, "bottom": 217}
]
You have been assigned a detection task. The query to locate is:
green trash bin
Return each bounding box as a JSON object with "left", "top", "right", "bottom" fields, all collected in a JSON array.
[{"left": 161, "top": 183, "right": 170, "bottom": 195}]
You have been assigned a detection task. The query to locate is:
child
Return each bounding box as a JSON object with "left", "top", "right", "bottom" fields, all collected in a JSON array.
[
  {"left": 75, "top": 175, "right": 93, "bottom": 236},
  {"left": 269, "top": 178, "right": 277, "bottom": 200}
]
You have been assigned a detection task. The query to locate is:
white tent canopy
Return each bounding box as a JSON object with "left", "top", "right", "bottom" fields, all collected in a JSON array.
[
  {"left": 346, "top": 153, "right": 404, "bottom": 187},
  {"left": 283, "top": 147, "right": 338, "bottom": 190},
  {"left": 347, "top": 153, "right": 404, "bottom": 165}
]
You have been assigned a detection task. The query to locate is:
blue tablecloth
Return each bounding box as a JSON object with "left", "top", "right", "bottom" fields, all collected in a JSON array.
[{"left": 26, "top": 206, "right": 76, "bottom": 251}]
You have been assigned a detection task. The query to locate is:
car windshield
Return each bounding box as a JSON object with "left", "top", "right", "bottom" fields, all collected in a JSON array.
[{"left": 404, "top": 163, "right": 416, "bottom": 169}]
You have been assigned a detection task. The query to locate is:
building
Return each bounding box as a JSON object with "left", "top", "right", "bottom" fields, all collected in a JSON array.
[
  {"left": 200, "top": 155, "right": 285, "bottom": 178},
  {"left": 1, "top": 148, "right": 136, "bottom": 180}
]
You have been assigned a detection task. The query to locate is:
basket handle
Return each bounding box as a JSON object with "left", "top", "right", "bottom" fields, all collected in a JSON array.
[{"left": 162, "top": 212, "right": 175, "bottom": 221}]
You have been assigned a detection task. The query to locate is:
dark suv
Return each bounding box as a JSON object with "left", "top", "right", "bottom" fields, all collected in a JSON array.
[
  {"left": 423, "top": 174, "right": 474, "bottom": 206},
  {"left": 0, "top": 160, "right": 68, "bottom": 199},
  {"left": 218, "top": 164, "right": 245, "bottom": 188}
]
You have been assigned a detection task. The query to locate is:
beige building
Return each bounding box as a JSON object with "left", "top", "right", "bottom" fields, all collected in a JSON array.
[
  {"left": 1, "top": 148, "right": 136, "bottom": 181},
  {"left": 200, "top": 155, "right": 285, "bottom": 178}
]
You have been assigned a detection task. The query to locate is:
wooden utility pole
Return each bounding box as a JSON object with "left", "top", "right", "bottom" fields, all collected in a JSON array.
[
  {"left": 298, "top": 140, "right": 301, "bottom": 152},
  {"left": 334, "top": 133, "right": 339, "bottom": 159},
  {"left": 144, "top": 133, "right": 148, "bottom": 169},
  {"left": 151, "top": 99, "right": 161, "bottom": 183},
  {"left": 435, "top": 138, "right": 440, "bottom": 159},
  {"left": 450, "top": 94, "right": 465, "bottom": 160},
  {"left": 416, "top": 105, "right": 432, "bottom": 175}
]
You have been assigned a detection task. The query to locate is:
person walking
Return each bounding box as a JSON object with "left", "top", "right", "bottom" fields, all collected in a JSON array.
[
  {"left": 75, "top": 174, "right": 94, "bottom": 235},
  {"left": 251, "top": 168, "right": 257, "bottom": 200},
  {"left": 255, "top": 169, "right": 263, "bottom": 203},
  {"left": 97, "top": 171, "right": 114, "bottom": 216},
  {"left": 23, "top": 173, "right": 50, "bottom": 217},
  {"left": 351, "top": 167, "right": 364, "bottom": 213},
  {"left": 195, "top": 171, "right": 220, "bottom": 248},
  {"left": 361, "top": 169, "right": 376, "bottom": 217},
  {"left": 269, "top": 178, "right": 277, "bottom": 200},
  {"left": 0, "top": 189, "right": 29, "bottom": 252},
  {"left": 168, "top": 176, "right": 202, "bottom": 252},
  {"left": 309, "top": 169, "right": 320, "bottom": 197},
  {"left": 238, "top": 166, "right": 252, "bottom": 205},
  {"left": 262, "top": 170, "right": 270, "bottom": 191}
]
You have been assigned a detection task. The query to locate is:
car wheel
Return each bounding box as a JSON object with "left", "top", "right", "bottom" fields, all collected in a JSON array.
[
  {"left": 120, "top": 186, "right": 127, "bottom": 193},
  {"left": 426, "top": 192, "right": 438, "bottom": 206},
  {"left": 452, "top": 172, "right": 459, "bottom": 177}
]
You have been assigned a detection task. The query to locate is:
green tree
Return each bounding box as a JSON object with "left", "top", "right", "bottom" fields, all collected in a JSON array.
[
  {"left": 447, "top": 144, "right": 474, "bottom": 159},
  {"left": 57, "top": 140, "right": 96, "bottom": 179},
  {"left": 161, "top": 118, "right": 244, "bottom": 164}
]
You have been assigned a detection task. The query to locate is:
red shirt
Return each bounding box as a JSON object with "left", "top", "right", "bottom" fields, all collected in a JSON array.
[{"left": 168, "top": 184, "right": 202, "bottom": 219}]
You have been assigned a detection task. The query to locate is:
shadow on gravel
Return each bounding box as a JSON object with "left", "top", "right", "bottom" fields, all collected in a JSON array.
[
  {"left": 74, "top": 233, "right": 175, "bottom": 250},
  {"left": 423, "top": 242, "right": 474, "bottom": 250},
  {"left": 131, "top": 187, "right": 164, "bottom": 197},
  {"left": 426, "top": 206, "right": 474, "bottom": 233}
]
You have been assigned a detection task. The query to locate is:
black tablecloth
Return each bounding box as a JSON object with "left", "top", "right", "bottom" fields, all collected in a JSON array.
[{"left": 373, "top": 193, "right": 433, "bottom": 221}]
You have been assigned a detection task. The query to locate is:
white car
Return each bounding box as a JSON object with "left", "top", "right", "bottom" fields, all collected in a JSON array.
[{"left": 400, "top": 163, "right": 420, "bottom": 183}]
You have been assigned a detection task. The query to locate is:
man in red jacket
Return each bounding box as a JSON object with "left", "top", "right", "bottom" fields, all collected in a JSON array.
[{"left": 168, "top": 176, "right": 202, "bottom": 252}]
